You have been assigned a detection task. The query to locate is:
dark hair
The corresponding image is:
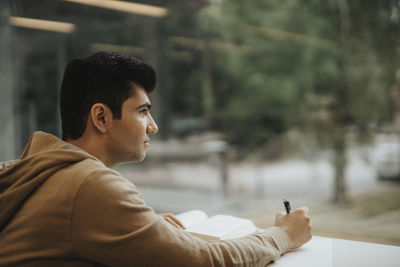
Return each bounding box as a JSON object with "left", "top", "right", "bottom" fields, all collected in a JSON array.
[{"left": 60, "top": 51, "right": 156, "bottom": 140}]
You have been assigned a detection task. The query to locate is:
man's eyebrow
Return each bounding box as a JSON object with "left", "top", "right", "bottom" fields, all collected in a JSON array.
[{"left": 136, "top": 103, "right": 152, "bottom": 110}]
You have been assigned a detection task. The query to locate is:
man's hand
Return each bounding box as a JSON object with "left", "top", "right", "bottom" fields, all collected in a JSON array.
[
  {"left": 274, "top": 207, "right": 312, "bottom": 249},
  {"left": 160, "top": 213, "right": 186, "bottom": 230}
]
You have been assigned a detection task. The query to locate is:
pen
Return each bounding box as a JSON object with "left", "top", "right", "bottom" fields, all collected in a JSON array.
[{"left": 283, "top": 199, "right": 291, "bottom": 214}]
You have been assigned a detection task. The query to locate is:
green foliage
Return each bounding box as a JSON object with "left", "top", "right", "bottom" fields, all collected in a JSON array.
[
  {"left": 197, "top": 0, "right": 396, "bottom": 153},
  {"left": 165, "top": 0, "right": 398, "bottom": 155},
  {"left": 192, "top": 0, "right": 339, "bottom": 150}
]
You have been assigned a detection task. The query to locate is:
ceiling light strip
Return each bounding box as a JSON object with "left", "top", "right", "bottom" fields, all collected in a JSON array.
[
  {"left": 64, "top": 0, "right": 168, "bottom": 18},
  {"left": 9, "top": 16, "right": 75, "bottom": 33}
]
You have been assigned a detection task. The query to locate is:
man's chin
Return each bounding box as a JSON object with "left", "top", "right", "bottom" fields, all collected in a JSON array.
[
  {"left": 131, "top": 152, "right": 146, "bottom": 163},
  {"left": 114, "top": 153, "right": 146, "bottom": 166}
]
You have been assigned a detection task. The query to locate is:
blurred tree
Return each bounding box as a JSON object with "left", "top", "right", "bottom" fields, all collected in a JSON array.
[
  {"left": 181, "top": 0, "right": 400, "bottom": 202},
  {"left": 193, "top": 0, "right": 340, "bottom": 153},
  {"left": 329, "top": 0, "right": 399, "bottom": 202}
]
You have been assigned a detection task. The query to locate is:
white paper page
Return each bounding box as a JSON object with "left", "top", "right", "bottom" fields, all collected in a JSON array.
[
  {"left": 175, "top": 210, "right": 208, "bottom": 229},
  {"left": 187, "top": 215, "right": 256, "bottom": 239},
  {"left": 268, "top": 236, "right": 333, "bottom": 267}
]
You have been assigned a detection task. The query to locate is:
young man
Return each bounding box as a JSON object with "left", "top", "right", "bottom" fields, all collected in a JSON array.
[{"left": 0, "top": 51, "right": 311, "bottom": 266}]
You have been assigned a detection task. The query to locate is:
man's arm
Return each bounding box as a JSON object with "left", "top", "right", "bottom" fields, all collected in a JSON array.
[
  {"left": 71, "top": 170, "right": 308, "bottom": 266},
  {"left": 159, "top": 209, "right": 312, "bottom": 251}
]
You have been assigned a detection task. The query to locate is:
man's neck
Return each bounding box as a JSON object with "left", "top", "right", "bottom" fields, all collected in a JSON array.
[{"left": 66, "top": 137, "right": 114, "bottom": 168}]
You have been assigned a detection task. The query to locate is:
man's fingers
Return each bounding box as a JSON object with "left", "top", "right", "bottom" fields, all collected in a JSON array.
[
  {"left": 300, "top": 206, "right": 309, "bottom": 213},
  {"left": 160, "top": 213, "right": 186, "bottom": 229},
  {"left": 294, "top": 206, "right": 309, "bottom": 215},
  {"left": 165, "top": 217, "right": 184, "bottom": 229},
  {"left": 165, "top": 217, "right": 181, "bottom": 229},
  {"left": 165, "top": 214, "right": 185, "bottom": 229}
]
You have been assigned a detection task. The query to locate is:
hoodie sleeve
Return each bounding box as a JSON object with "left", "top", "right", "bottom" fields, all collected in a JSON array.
[{"left": 70, "top": 170, "right": 290, "bottom": 267}]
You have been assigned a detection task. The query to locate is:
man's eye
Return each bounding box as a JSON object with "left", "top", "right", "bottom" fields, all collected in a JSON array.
[{"left": 140, "top": 109, "right": 148, "bottom": 114}]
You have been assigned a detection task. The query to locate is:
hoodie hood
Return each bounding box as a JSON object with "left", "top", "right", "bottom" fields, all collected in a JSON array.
[{"left": 0, "top": 131, "right": 98, "bottom": 231}]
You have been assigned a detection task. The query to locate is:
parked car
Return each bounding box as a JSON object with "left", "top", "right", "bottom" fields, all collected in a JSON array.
[{"left": 374, "top": 142, "right": 400, "bottom": 180}]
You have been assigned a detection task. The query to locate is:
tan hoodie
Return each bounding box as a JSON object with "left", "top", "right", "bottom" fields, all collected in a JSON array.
[{"left": 0, "top": 132, "right": 289, "bottom": 266}]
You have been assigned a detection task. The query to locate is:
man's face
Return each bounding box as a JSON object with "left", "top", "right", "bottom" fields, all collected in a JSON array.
[{"left": 107, "top": 85, "right": 158, "bottom": 165}]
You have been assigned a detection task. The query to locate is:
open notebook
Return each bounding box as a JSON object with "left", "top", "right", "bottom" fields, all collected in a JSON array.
[{"left": 176, "top": 210, "right": 263, "bottom": 242}]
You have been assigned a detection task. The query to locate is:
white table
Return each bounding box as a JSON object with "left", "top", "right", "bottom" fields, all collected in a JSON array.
[{"left": 269, "top": 236, "right": 400, "bottom": 267}]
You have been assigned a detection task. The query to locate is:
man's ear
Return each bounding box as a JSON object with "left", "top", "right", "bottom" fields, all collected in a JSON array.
[{"left": 89, "top": 103, "right": 112, "bottom": 134}]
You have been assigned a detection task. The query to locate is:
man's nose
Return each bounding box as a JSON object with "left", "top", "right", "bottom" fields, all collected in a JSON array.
[{"left": 147, "top": 114, "right": 158, "bottom": 134}]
